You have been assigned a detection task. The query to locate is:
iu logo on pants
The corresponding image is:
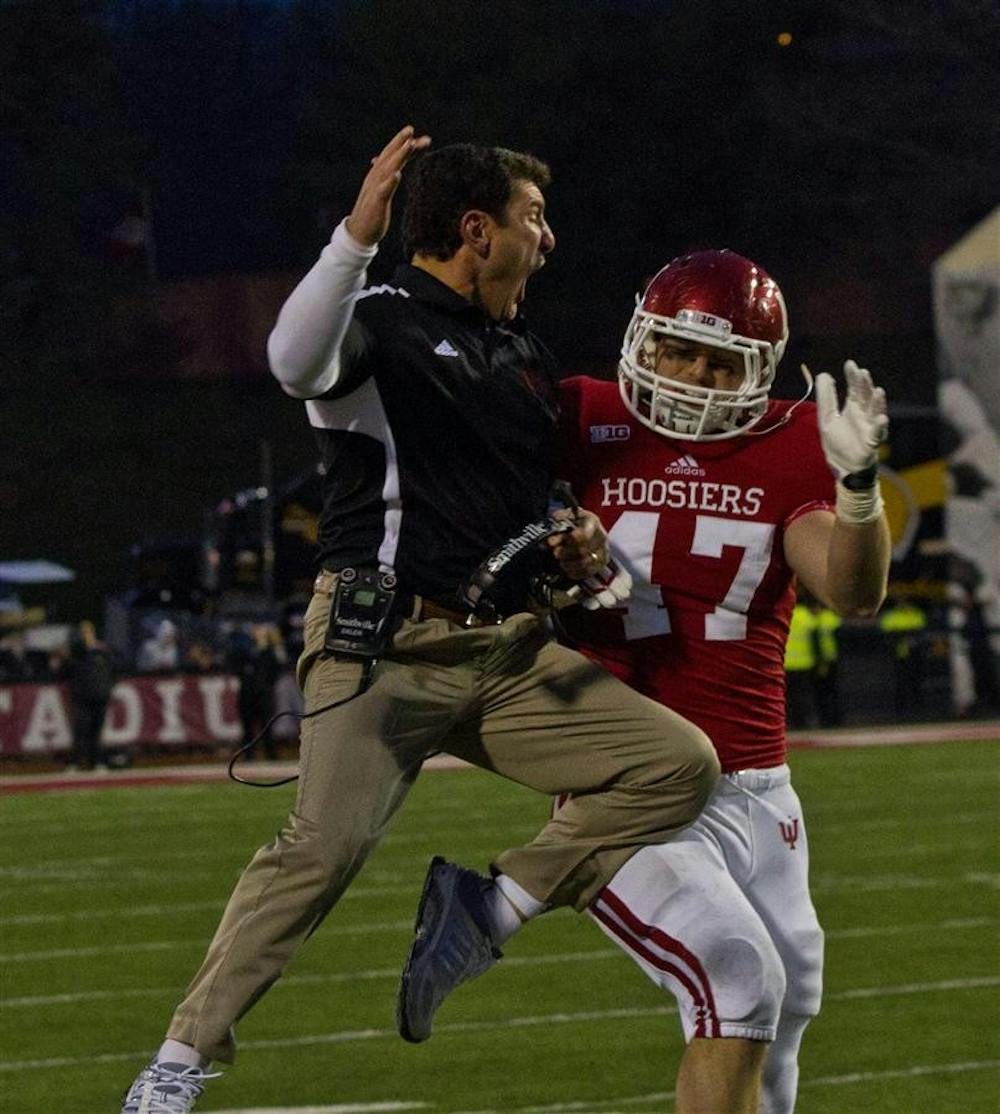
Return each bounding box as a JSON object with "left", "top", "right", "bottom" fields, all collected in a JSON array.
[{"left": 779, "top": 817, "right": 800, "bottom": 850}]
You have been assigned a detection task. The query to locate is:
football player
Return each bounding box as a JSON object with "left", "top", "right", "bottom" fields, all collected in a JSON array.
[{"left": 556, "top": 250, "right": 891, "bottom": 1114}]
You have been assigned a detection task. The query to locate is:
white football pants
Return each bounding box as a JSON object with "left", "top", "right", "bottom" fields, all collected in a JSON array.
[{"left": 589, "top": 765, "right": 824, "bottom": 1114}]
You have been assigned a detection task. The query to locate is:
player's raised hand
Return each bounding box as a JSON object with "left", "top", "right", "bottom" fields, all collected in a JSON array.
[
  {"left": 810, "top": 359, "right": 889, "bottom": 479},
  {"left": 346, "top": 125, "right": 431, "bottom": 247}
]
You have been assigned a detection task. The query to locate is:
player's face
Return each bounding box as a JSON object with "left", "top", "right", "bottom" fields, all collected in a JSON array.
[
  {"left": 486, "top": 180, "right": 555, "bottom": 319},
  {"left": 653, "top": 339, "right": 745, "bottom": 391}
]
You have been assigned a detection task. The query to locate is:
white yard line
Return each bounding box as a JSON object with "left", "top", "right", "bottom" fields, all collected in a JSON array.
[
  {"left": 806, "top": 808, "right": 996, "bottom": 833},
  {"left": 3, "top": 949, "right": 620, "bottom": 1006},
  {"left": 811, "top": 870, "right": 999, "bottom": 893},
  {"left": 210, "top": 1106, "right": 429, "bottom": 1113},
  {"left": 0, "top": 921, "right": 416, "bottom": 962},
  {"left": 3, "top": 977, "right": 998, "bottom": 1073},
  {"left": 3, "top": 917, "right": 995, "bottom": 1000}
]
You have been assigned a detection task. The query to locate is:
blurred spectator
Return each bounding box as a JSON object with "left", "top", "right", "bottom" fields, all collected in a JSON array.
[
  {"left": 784, "top": 599, "right": 819, "bottom": 729},
  {"left": 813, "top": 603, "right": 843, "bottom": 727},
  {"left": 228, "top": 623, "right": 287, "bottom": 760},
  {"left": 66, "top": 621, "right": 116, "bottom": 772},
  {"left": 271, "top": 669, "right": 304, "bottom": 744},
  {"left": 184, "top": 639, "right": 218, "bottom": 673},
  {"left": 46, "top": 643, "right": 71, "bottom": 680},
  {"left": 947, "top": 558, "right": 1000, "bottom": 717},
  {"left": 880, "top": 596, "right": 929, "bottom": 718},
  {"left": 939, "top": 380, "right": 1000, "bottom": 717},
  {"left": 280, "top": 603, "right": 306, "bottom": 662},
  {"left": 0, "top": 631, "right": 35, "bottom": 681},
  {"left": 137, "top": 619, "right": 179, "bottom": 673}
]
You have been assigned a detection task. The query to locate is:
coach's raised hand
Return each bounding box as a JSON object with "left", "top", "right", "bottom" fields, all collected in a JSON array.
[{"left": 346, "top": 125, "right": 432, "bottom": 247}]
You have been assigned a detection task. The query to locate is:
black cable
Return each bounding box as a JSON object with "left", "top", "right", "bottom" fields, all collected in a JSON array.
[{"left": 228, "top": 657, "right": 377, "bottom": 788}]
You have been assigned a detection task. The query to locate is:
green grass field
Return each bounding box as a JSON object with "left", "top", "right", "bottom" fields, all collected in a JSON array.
[{"left": 2, "top": 739, "right": 998, "bottom": 1114}]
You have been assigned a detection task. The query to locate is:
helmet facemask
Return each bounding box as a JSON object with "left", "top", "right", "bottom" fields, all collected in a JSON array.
[
  {"left": 617, "top": 250, "right": 788, "bottom": 442},
  {"left": 619, "top": 306, "right": 780, "bottom": 440}
]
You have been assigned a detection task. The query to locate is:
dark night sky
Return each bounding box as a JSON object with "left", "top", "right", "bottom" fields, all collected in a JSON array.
[
  {"left": 3, "top": 0, "right": 999, "bottom": 618},
  {"left": 95, "top": 0, "right": 999, "bottom": 340}
]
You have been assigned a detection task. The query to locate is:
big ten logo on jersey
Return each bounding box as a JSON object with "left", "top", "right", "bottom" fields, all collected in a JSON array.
[
  {"left": 601, "top": 472, "right": 764, "bottom": 517},
  {"left": 590, "top": 423, "right": 631, "bottom": 443}
]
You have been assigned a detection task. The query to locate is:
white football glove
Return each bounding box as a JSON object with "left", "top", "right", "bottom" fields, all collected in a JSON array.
[
  {"left": 811, "top": 359, "right": 889, "bottom": 478},
  {"left": 578, "top": 559, "right": 633, "bottom": 611},
  {"left": 809, "top": 359, "right": 888, "bottom": 524}
]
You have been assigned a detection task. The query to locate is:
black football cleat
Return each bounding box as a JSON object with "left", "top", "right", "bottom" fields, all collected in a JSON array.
[{"left": 396, "top": 856, "right": 502, "bottom": 1042}]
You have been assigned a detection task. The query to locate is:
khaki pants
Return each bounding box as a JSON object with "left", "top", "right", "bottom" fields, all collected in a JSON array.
[{"left": 169, "top": 590, "right": 718, "bottom": 1062}]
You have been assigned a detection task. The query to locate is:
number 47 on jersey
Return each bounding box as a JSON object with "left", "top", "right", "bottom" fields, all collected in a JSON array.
[{"left": 609, "top": 511, "right": 776, "bottom": 642}]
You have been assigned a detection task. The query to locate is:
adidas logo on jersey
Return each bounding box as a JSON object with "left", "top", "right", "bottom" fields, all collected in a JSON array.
[
  {"left": 433, "top": 339, "right": 460, "bottom": 358},
  {"left": 664, "top": 454, "right": 705, "bottom": 476},
  {"left": 590, "top": 424, "right": 631, "bottom": 443}
]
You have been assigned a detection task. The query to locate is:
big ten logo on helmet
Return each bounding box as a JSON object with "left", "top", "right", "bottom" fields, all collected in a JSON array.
[
  {"left": 601, "top": 475, "right": 764, "bottom": 515},
  {"left": 590, "top": 424, "right": 631, "bottom": 443}
]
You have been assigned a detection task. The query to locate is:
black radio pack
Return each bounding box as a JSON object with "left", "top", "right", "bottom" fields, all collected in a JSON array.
[{"left": 324, "top": 567, "right": 401, "bottom": 656}]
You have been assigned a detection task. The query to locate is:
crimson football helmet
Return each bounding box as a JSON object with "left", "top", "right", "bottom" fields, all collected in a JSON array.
[{"left": 618, "top": 250, "right": 788, "bottom": 440}]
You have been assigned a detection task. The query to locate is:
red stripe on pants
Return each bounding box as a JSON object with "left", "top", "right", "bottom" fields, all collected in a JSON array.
[{"left": 593, "top": 886, "right": 720, "bottom": 1038}]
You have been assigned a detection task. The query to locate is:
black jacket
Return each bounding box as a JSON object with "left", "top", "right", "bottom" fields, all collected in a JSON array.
[{"left": 307, "top": 265, "right": 559, "bottom": 606}]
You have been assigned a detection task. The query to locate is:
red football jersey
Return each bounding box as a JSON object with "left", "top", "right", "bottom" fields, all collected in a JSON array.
[{"left": 558, "top": 376, "right": 836, "bottom": 772}]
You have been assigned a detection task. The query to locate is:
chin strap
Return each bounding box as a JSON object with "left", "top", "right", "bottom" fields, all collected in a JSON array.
[{"left": 745, "top": 364, "right": 814, "bottom": 438}]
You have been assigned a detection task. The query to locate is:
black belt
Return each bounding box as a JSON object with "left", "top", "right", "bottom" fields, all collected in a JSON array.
[{"left": 312, "top": 570, "right": 504, "bottom": 627}]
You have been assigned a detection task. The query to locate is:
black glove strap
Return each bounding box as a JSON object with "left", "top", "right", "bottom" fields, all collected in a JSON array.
[{"left": 841, "top": 463, "right": 878, "bottom": 491}]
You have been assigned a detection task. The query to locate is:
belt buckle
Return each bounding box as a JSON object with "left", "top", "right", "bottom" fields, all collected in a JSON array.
[{"left": 465, "top": 607, "right": 503, "bottom": 628}]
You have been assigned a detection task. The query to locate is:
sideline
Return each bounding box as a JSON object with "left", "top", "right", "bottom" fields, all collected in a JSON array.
[
  {"left": 1, "top": 721, "right": 997, "bottom": 795},
  {"left": 787, "top": 719, "right": 999, "bottom": 749},
  {"left": 0, "top": 753, "right": 468, "bottom": 795}
]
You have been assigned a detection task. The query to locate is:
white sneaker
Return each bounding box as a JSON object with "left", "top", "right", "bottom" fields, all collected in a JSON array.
[{"left": 121, "top": 1060, "right": 220, "bottom": 1113}]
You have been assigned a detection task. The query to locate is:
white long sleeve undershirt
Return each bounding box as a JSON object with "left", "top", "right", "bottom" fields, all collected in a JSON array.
[{"left": 267, "top": 219, "right": 379, "bottom": 399}]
